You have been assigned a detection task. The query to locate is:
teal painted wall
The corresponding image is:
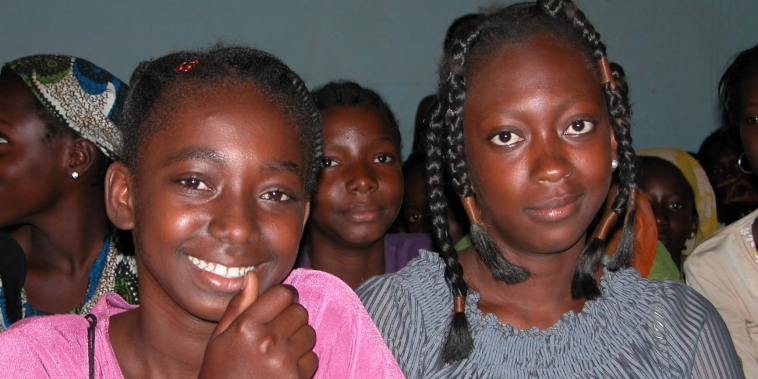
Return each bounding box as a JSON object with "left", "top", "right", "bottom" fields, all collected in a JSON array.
[{"left": 2, "top": 0, "right": 757, "bottom": 156}]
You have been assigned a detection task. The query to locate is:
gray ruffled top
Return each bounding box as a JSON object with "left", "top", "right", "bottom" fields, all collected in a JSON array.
[{"left": 357, "top": 251, "right": 742, "bottom": 378}]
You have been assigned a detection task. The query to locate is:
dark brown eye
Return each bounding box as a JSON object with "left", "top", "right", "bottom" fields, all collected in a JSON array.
[
  {"left": 178, "top": 177, "right": 210, "bottom": 191},
  {"left": 489, "top": 131, "right": 523, "bottom": 146},
  {"left": 261, "top": 190, "right": 293, "bottom": 202},
  {"left": 565, "top": 120, "right": 595, "bottom": 135},
  {"left": 374, "top": 154, "right": 394, "bottom": 163}
]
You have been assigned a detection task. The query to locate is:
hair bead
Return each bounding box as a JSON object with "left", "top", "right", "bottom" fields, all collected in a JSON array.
[
  {"left": 177, "top": 60, "right": 199, "bottom": 72},
  {"left": 453, "top": 296, "right": 466, "bottom": 313},
  {"left": 597, "top": 57, "right": 617, "bottom": 90}
]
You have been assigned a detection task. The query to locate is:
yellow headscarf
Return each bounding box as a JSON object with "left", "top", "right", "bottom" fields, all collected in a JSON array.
[{"left": 638, "top": 148, "right": 719, "bottom": 255}]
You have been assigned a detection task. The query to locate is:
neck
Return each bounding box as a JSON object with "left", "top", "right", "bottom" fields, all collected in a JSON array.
[
  {"left": 111, "top": 264, "right": 213, "bottom": 378},
  {"left": 13, "top": 186, "right": 110, "bottom": 272},
  {"left": 306, "top": 228, "right": 385, "bottom": 289},
  {"left": 460, "top": 236, "right": 588, "bottom": 330}
]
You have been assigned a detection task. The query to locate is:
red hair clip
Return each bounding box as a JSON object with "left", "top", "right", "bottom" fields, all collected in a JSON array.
[{"left": 177, "top": 60, "right": 199, "bottom": 72}]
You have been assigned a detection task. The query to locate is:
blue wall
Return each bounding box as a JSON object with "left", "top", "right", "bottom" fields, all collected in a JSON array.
[{"left": 2, "top": 0, "right": 757, "bottom": 156}]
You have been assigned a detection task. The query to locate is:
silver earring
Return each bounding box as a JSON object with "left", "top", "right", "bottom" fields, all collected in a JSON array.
[
  {"left": 690, "top": 231, "right": 697, "bottom": 239},
  {"left": 611, "top": 159, "right": 619, "bottom": 170},
  {"left": 70, "top": 171, "right": 80, "bottom": 180},
  {"left": 738, "top": 152, "right": 754, "bottom": 174}
]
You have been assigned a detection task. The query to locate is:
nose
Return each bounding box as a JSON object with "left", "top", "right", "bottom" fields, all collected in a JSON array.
[
  {"left": 208, "top": 195, "right": 260, "bottom": 246},
  {"left": 345, "top": 162, "right": 378, "bottom": 194},
  {"left": 530, "top": 140, "right": 573, "bottom": 184},
  {"left": 653, "top": 206, "right": 669, "bottom": 230}
]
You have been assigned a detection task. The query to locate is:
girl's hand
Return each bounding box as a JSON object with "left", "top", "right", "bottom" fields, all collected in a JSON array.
[{"left": 199, "top": 272, "right": 318, "bottom": 378}]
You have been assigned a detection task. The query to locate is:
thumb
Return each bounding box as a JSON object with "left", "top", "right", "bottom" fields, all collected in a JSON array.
[{"left": 212, "top": 271, "right": 258, "bottom": 338}]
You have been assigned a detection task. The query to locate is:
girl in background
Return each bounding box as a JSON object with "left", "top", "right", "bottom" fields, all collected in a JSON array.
[
  {"left": 638, "top": 147, "right": 718, "bottom": 271},
  {"left": 0, "top": 55, "right": 137, "bottom": 330},
  {"left": 298, "top": 81, "right": 431, "bottom": 289},
  {"left": 686, "top": 43, "right": 758, "bottom": 378}
]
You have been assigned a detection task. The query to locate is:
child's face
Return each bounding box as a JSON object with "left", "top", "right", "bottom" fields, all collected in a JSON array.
[
  {"left": 640, "top": 161, "right": 697, "bottom": 256},
  {"left": 119, "top": 86, "right": 309, "bottom": 322},
  {"left": 701, "top": 144, "right": 758, "bottom": 206},
  {"left": 462, "top": 35, "right": 616, "bottom": 255},
  {"left": 740, "top": 73, "right": 758, "bottom": 173},
  {"left": 0, "top": 76, "right": 72, "bottom": 228},
  {"left": 310, "top": 105, "right": 403, "bottom": 246}
]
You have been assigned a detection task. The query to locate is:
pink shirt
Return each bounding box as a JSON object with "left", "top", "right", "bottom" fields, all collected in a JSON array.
[{"left": 0, "top": 269, "right": 404, "bottom": 378}]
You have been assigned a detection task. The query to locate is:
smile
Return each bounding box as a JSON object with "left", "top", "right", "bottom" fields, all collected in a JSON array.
[{"left": 188, "top": 255, "right": 256, "bottom": 279}]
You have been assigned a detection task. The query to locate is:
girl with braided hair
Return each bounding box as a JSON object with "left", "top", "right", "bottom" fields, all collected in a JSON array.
[
  {"left": 357, "top": 2, "right": 741, "bottom": 377},
  {"left": 0, "top": 46, "right": 403, "bottom": 378}
]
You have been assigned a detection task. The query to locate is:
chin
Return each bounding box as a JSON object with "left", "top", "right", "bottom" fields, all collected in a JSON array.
[{"left": 184, "top": 295, "right": 232, "bottom": 323}]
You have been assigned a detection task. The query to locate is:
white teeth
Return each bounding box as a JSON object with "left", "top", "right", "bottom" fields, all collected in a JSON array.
[
  {"left": 214, "top": 264, "right": 227, "bottom": 277},
  {"left": 188, "top": 255, "right": 255, "bottom": 279}
]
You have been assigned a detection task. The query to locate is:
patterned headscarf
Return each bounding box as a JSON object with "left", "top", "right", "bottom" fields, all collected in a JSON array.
[
  {"left": 3, "top": 55, "right": 129, "bottom": 160},
  {"left": 638, "top": 148, "right": 719, "bottom": 256}
]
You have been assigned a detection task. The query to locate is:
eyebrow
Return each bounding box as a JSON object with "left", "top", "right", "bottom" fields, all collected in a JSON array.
[
  {"left": 325, "top": 137, "right": 397, "bottom": 149},
  {"left": 263, "top": 160, "right": 301, "bottom": 174},
  {"left": 165, "top": 147, "right": 226, "bottom": 166}
]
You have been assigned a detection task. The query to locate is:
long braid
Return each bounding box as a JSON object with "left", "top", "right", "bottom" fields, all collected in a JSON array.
[
  {"left": 445, "top": 24, "right": 530, "bottom": 285},
  {"left": 424, "top": 95, "right": 473, "bottom": 362}
]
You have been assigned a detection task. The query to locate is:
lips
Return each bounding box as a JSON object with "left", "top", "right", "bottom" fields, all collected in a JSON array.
[
  {"left": 185, "top": 253, "right": 266, "bottom": 293},
  {"left": 525, "top": 194, "right": 583, "bottom": 222},
  {"left": 188, "top": 255, "right": 256, "bottom": 279},
  {"left": 340, "top": 203, "right": 384, "bottom": 223}
]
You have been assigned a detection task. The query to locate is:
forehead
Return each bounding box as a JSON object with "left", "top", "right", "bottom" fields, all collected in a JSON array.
[
  {"left": 464, "top": 35, "right": 602, "bottom": 118},
  {"left": 320, "top": 105, "right": 397, "bottom": 146},
  {"left": 139, "top": 86, "right": 305, "bottom": 171},
  {"left": 0, "top": 76, "right": 39, "bottom": 114},
  {"left": 740, "top": 72, "right": 758, "bottom": 105},
  {"left": 641, "top": 161, "right": 691, "bottom": 195}
]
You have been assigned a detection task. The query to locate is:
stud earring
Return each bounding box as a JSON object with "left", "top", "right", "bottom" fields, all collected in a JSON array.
[
  {"left": 690, "top": 231, "right": 697, "bottom": 239},
  {"left": 70, "top": 171, "right": 80, "bottom": 180},
  {"left": 738, "top": 152, "right": 754, "bottom": 174},
  {"left": 611, "top": 159, "right": 619, "bottom": 170}
]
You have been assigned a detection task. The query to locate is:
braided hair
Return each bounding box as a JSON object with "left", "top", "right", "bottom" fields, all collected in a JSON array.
[
  {"left": 719, "top": 43, "right": 758, "bottom": 140},
  {"left": 427, "top": 1, "right": 638, "bottom": 362},
  {"left": 121, "top": 45, "right": 323, "bottom": 197}
]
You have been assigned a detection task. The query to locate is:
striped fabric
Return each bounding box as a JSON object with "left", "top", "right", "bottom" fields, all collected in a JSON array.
[{"left": 356, "top": 251, "right": 743, "bottom": 378}]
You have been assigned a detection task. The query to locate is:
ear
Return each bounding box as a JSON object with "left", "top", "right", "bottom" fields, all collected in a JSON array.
[
  {"left": 105, "top": 162, "right": 136, "bottom": 230},
  {"left": 67, "top": 138, "right": 99, "bottom": 178},
  {"left": 302, "top": 201, "right": 311, "bottom": 231},
  {"left": 609, "top": 127, "right": 619, "bottom": 163}
]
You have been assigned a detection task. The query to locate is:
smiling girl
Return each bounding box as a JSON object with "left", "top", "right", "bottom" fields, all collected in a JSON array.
[
  {"left": 0, "top": 47, "right": 402, "bottom": 378},
  {"left": 357, "top": 2, "right": 741, "bottom": 377}
]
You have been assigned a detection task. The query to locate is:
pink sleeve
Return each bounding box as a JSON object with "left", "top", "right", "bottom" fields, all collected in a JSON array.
[
  {"left": 284, "top": 269, "right": 405, "bottom": 379},
  {"left": 0, "top": 315, "right": 90, "bottom": 378}
]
